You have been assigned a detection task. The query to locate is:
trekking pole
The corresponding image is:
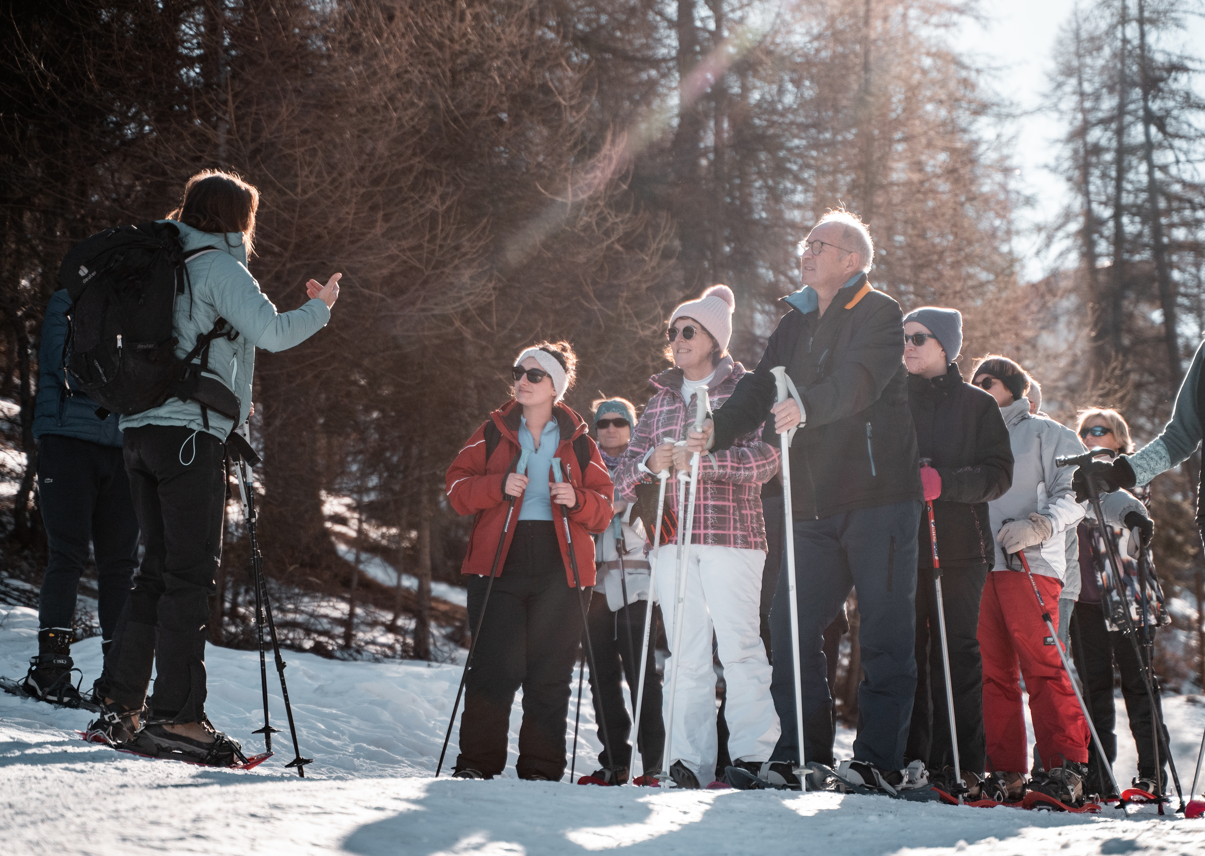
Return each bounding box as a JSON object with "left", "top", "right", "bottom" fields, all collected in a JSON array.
[
  {"left": 551, "top": 456, "right": 616, "bottom": 784},
  {"left": 435, "top": 448, "right": 531, "bottom": 777},
  {"left": 230, "top": 430, "right": 312, "bottom": 777},
  {"left": 770, "top": 367, "right": 807, "bottom": 778},
  {"left": 232, "top": 431, "right": 278, "bottom": 754},
  {"left": 614, "top": 515, "right": 640, "bottom": 684},
  {"left": 1057, "top": 450, "right": 1185, "bottom": 811},
  {"left": 1190, "top": 725, "right": 1205, "bottom": 807},
  {"left": 1007, "top": 539, "right": 1123, "bottom": 807},
  {"left": 570, "top": 642, "right": 585, "bottom": 781},
  {"left": 920, "top": 458, "right": 964, "bottom": 805},
  {"left": 631, "top": 439, "right": 673, "bottom": 780},
  {"left": 660, "top": 388, "right": 709, "bottom": 786}
]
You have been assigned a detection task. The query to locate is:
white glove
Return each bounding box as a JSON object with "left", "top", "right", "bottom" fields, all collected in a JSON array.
[{"left": 997, "top": 513, "right": 1053, "bottom": 555}]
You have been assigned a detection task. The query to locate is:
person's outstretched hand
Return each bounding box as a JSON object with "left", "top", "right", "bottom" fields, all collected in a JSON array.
[{"left": 306, "top": 273, "right": 342, "bottom": 309}]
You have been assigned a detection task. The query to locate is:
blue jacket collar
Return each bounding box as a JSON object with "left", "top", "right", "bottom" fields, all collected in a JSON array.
[{"left": 783, "top": 272, "right": 867, "bottom": 315}]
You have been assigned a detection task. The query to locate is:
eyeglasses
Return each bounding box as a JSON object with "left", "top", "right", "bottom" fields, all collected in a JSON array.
[
  {"left": 799, "top": 239, "right": 855, "bottom": 257},
  {"left": 973, "top": 376, "right": 997, "bottom": 391},
  {"left": 667, "top": 325, "right": 699, "bottom": 342},
  {"left": 904, "top": 332, "right": 938, "bottom": 347},
  {"left": 596, "top": 418, "right": 630, "bottom": 430},
  {"left": 1080, "top": 425, "right": 1114, "bottom": 439},
  {"left": 512, "top": 366, "right": 549, "bottom": 384}
]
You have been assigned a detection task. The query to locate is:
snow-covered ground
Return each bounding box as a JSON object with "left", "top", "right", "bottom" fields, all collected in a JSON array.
[{"left": 2, "top": 602, "right": 1205, "bottom": 855}]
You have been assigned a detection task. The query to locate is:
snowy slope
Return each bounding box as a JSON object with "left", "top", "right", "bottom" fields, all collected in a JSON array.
[{"left": 2, "top": 603, "right": 1204, "bottom": 856}]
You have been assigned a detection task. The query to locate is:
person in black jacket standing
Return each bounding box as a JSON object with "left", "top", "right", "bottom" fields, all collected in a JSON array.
[
  {"left": 900, "top": 307, "right": 1013, "bottom": 799},
  {"left": 688, "top": 209, "right": 925, "bottom": 792}
]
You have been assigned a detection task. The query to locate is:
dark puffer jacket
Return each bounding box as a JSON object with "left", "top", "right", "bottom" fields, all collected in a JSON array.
[
  {"left": 908, "top": 363, "right": 1013, "bottom": 567},
  {"left": 711, "top": 273, "right": 922, "bottom": 519}
]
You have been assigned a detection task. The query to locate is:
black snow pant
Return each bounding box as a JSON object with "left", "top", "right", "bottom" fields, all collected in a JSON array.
[
  {"left": 36, "top": 434, "right": 139, "bottom": 642},
  {"left": 1070, "top": 600, "right": 1168, "bottom": 792},
  {"left": 905, "top": 562, "right": 988, "bottom": 775},
  {"left": 98, "top": 425, "right": 226, "bottom": 722},
  {"left": 456, "top": 521, "right": 586, "bottom": 781},
  {"left": 585, "top": 591, "right": 665, "bottom": 775},
  {"left": 770, "top": 500, "right": 921, "bottom": 771}
]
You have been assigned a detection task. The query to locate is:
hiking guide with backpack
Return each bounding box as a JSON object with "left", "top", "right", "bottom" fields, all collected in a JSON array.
[{"left": 73, "top": 169, "right": 341, "bottom": 767}]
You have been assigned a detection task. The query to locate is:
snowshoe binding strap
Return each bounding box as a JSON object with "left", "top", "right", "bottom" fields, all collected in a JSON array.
[
  {"left": 133, "top": 719, "right": 249, "bottom": 767},
  {"left": 22, "top": 653, "right": 85, "bottom": 707},
  {"left": 84, "top": 699, "right": 144, "bottom": 745}
]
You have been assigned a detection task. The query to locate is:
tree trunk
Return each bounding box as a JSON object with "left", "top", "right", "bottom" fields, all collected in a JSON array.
[
  {"left": 1108, "top": 0, "right": 1129, "bottom": 365},
  {"left": 1136, "top": 0, "right": 1182, "bottom": 389},
  {"left": 392, "top": 500, "right": 410, "bottom": 633},
  {"left": 671, "top": 0, "right": 708, "bottom": 295},
  {"left": 343, "top": 490, "right": 363, "bottom": 650},
  {"left": 11, "top": 307, "right": 38, "bottom": 544},
  {"left": 1073, "top": 10, "right": 1106, "bottom": 389},
  {"left": 414, "top": 476, "right": 433, "bottom": 660},
  {"left": 854, "top": 0, "right": 878, "bottom": 222}
]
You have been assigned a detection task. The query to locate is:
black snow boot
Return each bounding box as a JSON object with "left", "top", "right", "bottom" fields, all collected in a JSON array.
[
  {"left": 22, "top": 628, "right": 83, "bottom": 706},
  {"left": 125, "top": 719, "right": 247, "bottom": 767},
  {"left": 669, "top": 760, "right": 701, "bottom": 789},
  {"left": 1031, "top": 761, "right": 1087, "bottom": 807},
  {"left": 83, "top": 696, "right": 143, "bottom": 745}
]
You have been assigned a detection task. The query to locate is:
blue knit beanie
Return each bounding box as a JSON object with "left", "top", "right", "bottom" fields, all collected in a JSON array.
[
  {"left": 903, "top": 306, "right": 963, "bottom": 363},
  {"left": 593, "top": 398, "right": 636, "bottom": 428}
]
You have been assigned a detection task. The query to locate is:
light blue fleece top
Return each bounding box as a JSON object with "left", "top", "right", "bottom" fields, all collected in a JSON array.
[
  {"left": 517, "top": 415, "right": 560, "bottom": 522},
  {"left": 120, "top": 221, "right": 331, "bottom": 440},
  {"left": 1129, "top": 338, "right": 1205, "bottom": 485}
]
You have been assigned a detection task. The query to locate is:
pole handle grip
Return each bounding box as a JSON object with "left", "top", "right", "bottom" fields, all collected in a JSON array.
[
  {"left": 770, "top": 366, "right": 805, "bottom": 444},
  {"left": 550, "top": 456, "right": 564, "bottom": 483},
  {"left": 517, "top": 448, "right": 532, "bottom": 474},
  {"left": 693, "top": 386, "right": 710, "bottom": 431}
]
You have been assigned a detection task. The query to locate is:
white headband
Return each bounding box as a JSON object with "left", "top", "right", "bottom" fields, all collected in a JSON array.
[{"left": 515, "top": 348, "right": 568, "bottom": 402}]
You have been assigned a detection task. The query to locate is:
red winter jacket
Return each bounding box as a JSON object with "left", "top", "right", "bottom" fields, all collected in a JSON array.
[{"left": 446, "top": 400, "right": 614, "bottom": 587}]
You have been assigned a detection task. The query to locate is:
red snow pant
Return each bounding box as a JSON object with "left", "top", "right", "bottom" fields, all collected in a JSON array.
[{"left": 978, "top": 571, "right": 1088, "bottom": 773}]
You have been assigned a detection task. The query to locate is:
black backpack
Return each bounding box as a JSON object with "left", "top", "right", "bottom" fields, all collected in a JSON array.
[{"left": 58, "top": 220, "right": 241, "bottom": 425}]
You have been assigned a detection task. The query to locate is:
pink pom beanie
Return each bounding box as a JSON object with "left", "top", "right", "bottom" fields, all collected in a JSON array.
[{"left": 669, "top": 284, "right": 735, "bottom": 352}]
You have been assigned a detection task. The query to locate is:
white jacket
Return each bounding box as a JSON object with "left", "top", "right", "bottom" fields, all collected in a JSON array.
[{"left": 594, "top": 502, "right": 652, "bottom": 611}]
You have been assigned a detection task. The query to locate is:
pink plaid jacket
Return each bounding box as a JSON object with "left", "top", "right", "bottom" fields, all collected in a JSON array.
[{"left": 614, "top": 356, "right": 779, "bottom": 552}]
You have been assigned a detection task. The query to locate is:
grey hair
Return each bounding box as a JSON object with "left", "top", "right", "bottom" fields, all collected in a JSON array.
[{"left": 804, "top": 209, "right": 874, "bottom": 273}]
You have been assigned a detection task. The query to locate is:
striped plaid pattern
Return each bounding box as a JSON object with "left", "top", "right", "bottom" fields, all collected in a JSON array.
[{"left": 614, "top": 357, "right": 779, "bottom": 552}]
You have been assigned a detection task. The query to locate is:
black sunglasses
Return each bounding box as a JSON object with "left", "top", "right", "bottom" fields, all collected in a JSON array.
[
  {"left": 667, "top": 325, "right": 699, "bottom": 342},
  {"left": 904, "top": 332, "right": 937, "bottom": 347},
  {"left": 973, "top": 376, "right": 997, "bottom": 391},
  {"left": 512, "top": 366, "right": 549, "bottom": 384},
  {"left": 596, "top": 418, "right": 630, "bottom": 430},
  {"left": 1080, "top": 425, "right": 1113, "bottom": 438}
]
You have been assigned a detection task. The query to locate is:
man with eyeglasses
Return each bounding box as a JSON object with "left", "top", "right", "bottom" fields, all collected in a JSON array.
[{"left": 687, "top": 210, "right": 926, "bottom": 794}]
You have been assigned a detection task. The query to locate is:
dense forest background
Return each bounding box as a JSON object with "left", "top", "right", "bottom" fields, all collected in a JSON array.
[{"left": 2, "top": 0, "right": 1204, "bottom": 713}]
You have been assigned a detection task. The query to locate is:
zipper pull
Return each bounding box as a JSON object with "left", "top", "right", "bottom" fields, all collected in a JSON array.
[{"left": 116, "top": 334, "right": 123, "bottom": 352}]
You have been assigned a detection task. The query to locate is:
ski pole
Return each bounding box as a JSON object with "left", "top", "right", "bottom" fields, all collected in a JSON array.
[
  {"left": 232, "top": 431, "right": 279, "bottom": 754},
  {"left": 232, "top": 435, "right": 312, "bottom": 777},
  {"left": 631, "top": 440, "right": 673, "bottom": 780},
  {"left": 660, "top": 387, "right": 708, "bottom": 786},
  {"left": 1135, "top": 537, "right": 1183, "bottom": 809},
  {"left": 1191, "top": 724, "right": 1205, "bottom": 804},
  {"left": 570, "top": 642, "right": 585, "bottom": 781},
  {"left": 435, "top": 447, "right": 531, "bottom": 777},
  {"left": 1057, "top": 450, "right": 1185, "bottom": 810},
  {"left": 920, "top": 459, "right": 964, "bottom": 804},
  {"left": 1009, "top": 541, "right": 1123, "bottom": 806},
  {"left": 551, "top": 456, "right": 615, "bottom": 784},
  {"left": 614, "top": 516, "right": 639, "bottom": 687},
  {"left": 770, "top": 367, "right": 807, "bottom": 778}
]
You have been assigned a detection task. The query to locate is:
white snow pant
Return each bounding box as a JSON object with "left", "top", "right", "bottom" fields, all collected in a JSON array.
[{"left": 655, "top": 542, "right": 780, "bottom": 782}]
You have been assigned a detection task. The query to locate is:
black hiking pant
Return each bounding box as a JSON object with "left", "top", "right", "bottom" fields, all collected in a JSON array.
[
  {"left": 98, "top": 425, "right": 226, "bottom": 722},
  {"left": 585, "top": 591, "right": 665, "bottom": 775},
  {"left": 1070, "top": 600, "right": 1168, "bottom": 791},
  {"left": 36, "top": 434, "right": 139, "bottom": 641},
  {"left": 456, "top": 521, "right": 585, "bottom": 781},
  {"left": 906, "top": 562, "right": 989, "bottom": 775}
]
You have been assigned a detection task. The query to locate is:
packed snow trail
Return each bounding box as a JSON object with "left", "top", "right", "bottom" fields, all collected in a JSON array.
[{"left": 2, "top": 604, "right": 1205, "bottom": 855}]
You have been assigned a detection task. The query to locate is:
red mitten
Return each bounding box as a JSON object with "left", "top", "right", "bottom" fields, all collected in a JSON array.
[{"left": 920, "top": 466, "right": 942, "bottom": 501}]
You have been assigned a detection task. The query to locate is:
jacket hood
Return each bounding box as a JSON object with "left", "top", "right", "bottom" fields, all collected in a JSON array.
[
  {"left": 489, "top": 399, "right": 590, "bottom": 445},
  {"left": 782, "top": 272, "right": 867, "bottom": 315},
  {"left": 163, "top": 219, "right": 249, "bottom": 267},
  {"left": 649, "top": 354, "right": 739, "bottom": 397}
]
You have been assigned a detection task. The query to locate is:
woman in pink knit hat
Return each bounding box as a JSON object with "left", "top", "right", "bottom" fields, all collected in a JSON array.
[{"left": 614, "top": 285, "right": 780, "bottom": 788}]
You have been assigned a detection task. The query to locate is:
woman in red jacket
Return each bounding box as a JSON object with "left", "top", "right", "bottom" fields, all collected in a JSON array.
[{"left": 445, "top": 341, "right": 614, "bottom": 780}]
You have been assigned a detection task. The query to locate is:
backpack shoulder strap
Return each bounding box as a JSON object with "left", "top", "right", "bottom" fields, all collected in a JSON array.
[
  {"left": 573, "top": 434, "right": 592, "bottom": 477},
  {"left": 484, "top": 420, "right": 502, "bottom": 465}
]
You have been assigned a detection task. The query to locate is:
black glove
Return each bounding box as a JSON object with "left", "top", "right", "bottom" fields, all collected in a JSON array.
[
  {"left": 1072, "top": 456, "right": 1137, "bottom": 502},
  {"left": 1124, "top": 510, "right": 1154, "bottom": 548}
]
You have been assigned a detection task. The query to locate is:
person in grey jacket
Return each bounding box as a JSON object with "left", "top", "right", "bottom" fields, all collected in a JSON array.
[
  {"left": 89, "top": 170, "right": 340, "bottom": 765},
  {"left": 20, "top": 289, "right": 140, "bottom": 704}
]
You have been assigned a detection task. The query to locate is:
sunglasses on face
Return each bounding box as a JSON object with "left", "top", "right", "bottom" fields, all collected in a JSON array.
[
  {"left": 512, "top": 366, "right": 549, "bottom": 385},
  {"left": 1080, "top": 425, "right": 1113, "bottom": 438},
  {"left": 596, "top": 418, "right": 630, "bottom": 430},
  {"left": 904, "top": 332, "right": 937, "bottom": 347},
  {"left": 667, "top": 325, "right": 699, "bottom": 342},
  {"left": 973, "top": 376, "right": 997, "bottom": 391}
]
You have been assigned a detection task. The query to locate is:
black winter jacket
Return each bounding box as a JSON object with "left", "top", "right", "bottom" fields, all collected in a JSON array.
[
  {"left": 908, "top": 363, "right": 1013, "bottom": 567},
  {"left": 712, "top": 274, "right": 923, "bottom": 519}
]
